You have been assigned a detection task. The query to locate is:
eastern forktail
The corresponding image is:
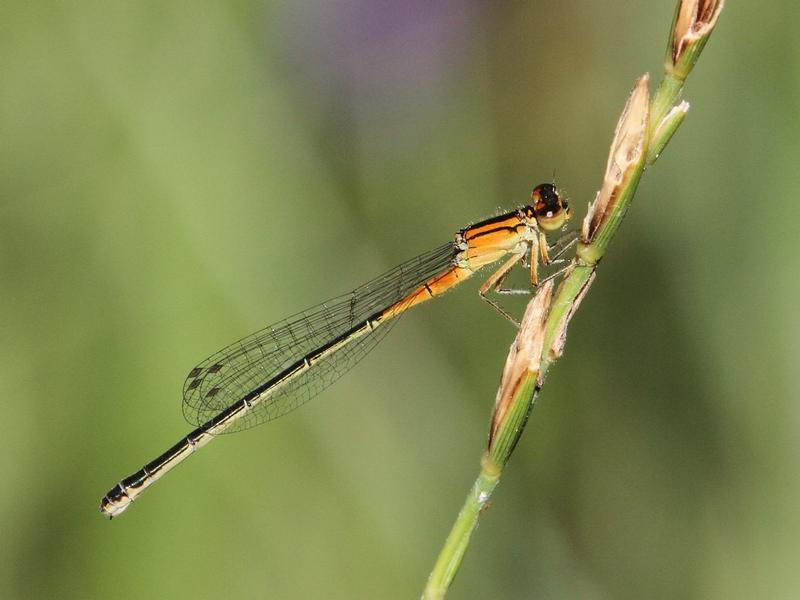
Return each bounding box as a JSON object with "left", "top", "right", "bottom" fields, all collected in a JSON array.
[{"left": 100, "top": 183, "right": 572, "bottom": 518}]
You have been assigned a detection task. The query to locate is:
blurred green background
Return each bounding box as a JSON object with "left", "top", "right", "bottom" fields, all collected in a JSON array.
[{"left": 2, "top": 2, "right": 798, "bottom": 599}]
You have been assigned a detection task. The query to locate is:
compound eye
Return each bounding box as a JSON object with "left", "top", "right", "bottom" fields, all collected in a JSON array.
[{"left": 531, "top": 183, "right": 571, "bottom": 231}]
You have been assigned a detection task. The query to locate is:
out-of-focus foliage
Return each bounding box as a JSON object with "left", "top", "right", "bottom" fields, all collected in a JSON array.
[{"left": 1, "top": 2, "right": 798, "bottom": 598}]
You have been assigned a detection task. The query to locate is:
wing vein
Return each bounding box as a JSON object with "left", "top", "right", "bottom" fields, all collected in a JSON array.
[{"left": 181, "top": 241, "right": 459, "bottom": 432}]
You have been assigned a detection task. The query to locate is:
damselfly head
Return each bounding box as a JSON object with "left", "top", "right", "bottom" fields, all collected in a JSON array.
[{"left": 528, "top": 183, "right": 571, "bottom": 231}]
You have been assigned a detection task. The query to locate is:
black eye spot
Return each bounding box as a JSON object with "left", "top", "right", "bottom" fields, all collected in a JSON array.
[
  {"left": 530, "top": 182, "right": 571, "bottom": 230},
  {"left": 532, "top": 183, "right": 562, "bottom": 217},
  {"left": 538, "top": 184, "right": 557, "bottom": 206}
]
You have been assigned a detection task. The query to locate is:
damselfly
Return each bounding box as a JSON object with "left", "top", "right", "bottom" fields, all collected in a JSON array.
[{"left": 100, "top": 183, "right": 572, "bottom": 518}]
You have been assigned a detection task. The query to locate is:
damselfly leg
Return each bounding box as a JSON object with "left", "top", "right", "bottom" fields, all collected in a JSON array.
[{"left": 479, "top": 229, "right": 578, "bottom": 326}]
